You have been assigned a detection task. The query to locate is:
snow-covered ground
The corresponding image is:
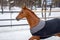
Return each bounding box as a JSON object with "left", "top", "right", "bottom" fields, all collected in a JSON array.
[
  {"left": 0, "top": 6, "right": 60, "bottom": 40},
  {"left": 0, "top": 30, "right": 60, "bottom": 40}
]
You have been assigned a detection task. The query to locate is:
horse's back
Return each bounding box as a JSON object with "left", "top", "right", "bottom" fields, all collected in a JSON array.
[
  {"left": 49, "top": 18, "right": 60, "bottom": 33},
  {"left": 40, "top": 18, "right": 60, "bottom": 39},
  {"left": 46, "top": 18, "right": 60, "bottom": 33},
  {"left": 55, "top": 18, "right": 60, "bottom": 33}
]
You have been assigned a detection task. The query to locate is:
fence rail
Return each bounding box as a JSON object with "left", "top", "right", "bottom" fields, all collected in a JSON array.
[
  {"left": 0, "top": 17, "right": 60, "bottom": 21},
  {"left": 0, "top": 19, "right": 26, "bottom": 21},
  {"left": 0, "top": 24, "right": 28, "bottom": 27},
  {"left": 0, "top": 11, "right": 19, "bottom": 13},
  {"left": 0, "top": 10, "right": 60, "bottom": 13}
]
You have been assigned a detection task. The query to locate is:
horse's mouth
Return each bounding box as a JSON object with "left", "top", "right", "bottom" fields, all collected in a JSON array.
[{"left": 16, "top": 18, "right": 20, "bottom": 21}]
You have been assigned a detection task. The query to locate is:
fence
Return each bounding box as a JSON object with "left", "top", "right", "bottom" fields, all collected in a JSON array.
[{"left": 0, "top": 10, "right": 60, "bottom": 27}]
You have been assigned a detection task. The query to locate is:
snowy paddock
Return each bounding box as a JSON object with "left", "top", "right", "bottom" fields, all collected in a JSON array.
[
  {"left": 0, "top": 7, "right": 60, "bottom": 40},
  {"left": 0, "top": 28, "right": 60, "bottom": 40}
]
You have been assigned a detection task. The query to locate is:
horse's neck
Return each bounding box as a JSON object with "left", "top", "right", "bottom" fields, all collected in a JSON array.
[{"left": 26, "top": 13, "right": 40, "bottom": 29}]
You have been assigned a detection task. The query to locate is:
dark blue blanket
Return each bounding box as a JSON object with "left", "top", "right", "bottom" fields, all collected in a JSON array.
[{"left": 32, "top": 18, "right": 60, "bottom": 39}]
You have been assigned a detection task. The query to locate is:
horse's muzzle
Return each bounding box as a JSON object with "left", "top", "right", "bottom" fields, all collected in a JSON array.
[{"left": 16, "top": 18, "right": 20, "bottom": 21}]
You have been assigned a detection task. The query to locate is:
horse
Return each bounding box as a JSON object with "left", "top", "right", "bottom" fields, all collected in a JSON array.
[{"left": 16, "top": 6, "right": 60, "bottom": 40}]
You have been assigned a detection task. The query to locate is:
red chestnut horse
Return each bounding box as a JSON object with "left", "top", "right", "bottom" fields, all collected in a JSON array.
[{"left": 16, "top": 6, "right": 60, "bottom": 40}]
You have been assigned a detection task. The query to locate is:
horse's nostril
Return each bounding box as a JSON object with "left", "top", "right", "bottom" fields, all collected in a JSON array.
[{"left": 16, "top": 18, "right": 19, "bottom": 21}]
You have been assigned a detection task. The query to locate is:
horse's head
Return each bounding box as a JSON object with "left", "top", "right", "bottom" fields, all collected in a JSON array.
[
  {"left": 16, "top": 6, "right": 38, "bottom": 21},
  {"left": 16, "top": 6, "right": 27, "bottom": 21}
]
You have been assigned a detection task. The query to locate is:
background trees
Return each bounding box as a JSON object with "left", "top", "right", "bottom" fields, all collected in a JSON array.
[
  {"left": 0, "top": 0, "right": 41, "bottom": 7},
  {"left": 53, "top": 0, "right": 60, "bottom": 7},
  {"left": 0, "top": 0, "right": 60, "bottom": 8}
]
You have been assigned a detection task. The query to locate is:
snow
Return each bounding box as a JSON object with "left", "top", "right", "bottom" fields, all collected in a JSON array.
[
  {"left": 0, "top": 30, "right": 31, "bottom": 40},
  {"left": 0, "top": 30, "right": 60, "bottom": 40},
  {"left": 0, "top": 6, "right": 60, "bottom": 40}
]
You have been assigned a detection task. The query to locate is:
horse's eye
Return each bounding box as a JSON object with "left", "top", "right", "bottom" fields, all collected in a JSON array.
[
  {"left": 21, "top": 11, "right": 23, "bottom": 13},
  {"left": 22, "top": 12, "right": 23, "bottom": 13}
]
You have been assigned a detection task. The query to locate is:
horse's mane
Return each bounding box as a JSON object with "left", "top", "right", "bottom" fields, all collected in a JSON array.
[{"left": 26, "top": 8, "right": 38, "bottom": 18}]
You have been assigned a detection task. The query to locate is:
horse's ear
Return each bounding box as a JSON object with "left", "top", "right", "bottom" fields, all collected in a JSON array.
[
  {"left": 22, "top": 5, "right": 27, "bottom": 9},
  {"left": 23, "top": 6, "right": 26, "bottom": 9}
]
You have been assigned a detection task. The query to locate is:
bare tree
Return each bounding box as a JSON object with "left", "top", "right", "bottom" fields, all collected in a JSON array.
[
  {"left": 53, "top": 0, "right": 60, "bottom": 7},
  {"left": 0, "top": 0, "right": 41, "bottom": 8}
]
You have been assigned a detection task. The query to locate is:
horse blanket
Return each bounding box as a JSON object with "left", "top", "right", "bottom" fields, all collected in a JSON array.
[{"left": 30, "top": 18, "right": 60, "bottom": 39}]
